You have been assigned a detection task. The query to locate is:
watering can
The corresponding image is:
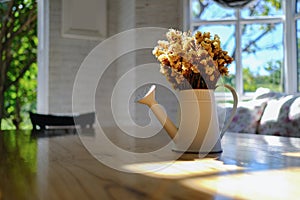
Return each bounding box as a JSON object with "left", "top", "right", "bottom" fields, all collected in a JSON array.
[{"left": 137, "top": 84, "right": 238, "bottom": 153}]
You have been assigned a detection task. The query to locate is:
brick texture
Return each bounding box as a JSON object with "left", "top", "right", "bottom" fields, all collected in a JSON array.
[{"left": 48, "top": 0, "right": 182, "bottom": 127}]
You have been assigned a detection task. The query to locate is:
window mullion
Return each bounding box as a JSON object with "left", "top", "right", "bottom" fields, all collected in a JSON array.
[
  {"left": 235, "top": 9, "right": 243, "bottom": 96},
  {"left": 284, "top": 0, "right": 297, "bottom": 93},
  {"left": 192, "top": 17, "right": 283, "bottom": 25}
]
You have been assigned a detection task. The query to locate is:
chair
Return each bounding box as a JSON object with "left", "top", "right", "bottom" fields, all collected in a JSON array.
[{"left": 29, "top": 112, "right": 95, "bottom": 130}]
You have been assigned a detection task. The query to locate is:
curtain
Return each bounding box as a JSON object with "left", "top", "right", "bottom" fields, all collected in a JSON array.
[{"left": 213, "top": 0, "right": 256, "bottom": 8}]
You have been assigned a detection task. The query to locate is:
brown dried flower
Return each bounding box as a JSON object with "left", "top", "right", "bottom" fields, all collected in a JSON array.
[{"left": 152, "top": 29, "right": 233, "bottom": 90}]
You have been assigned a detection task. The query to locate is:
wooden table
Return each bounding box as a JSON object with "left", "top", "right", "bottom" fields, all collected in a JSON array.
[{"left": 1, "top": 127, "right": 300, "bottom": 200}]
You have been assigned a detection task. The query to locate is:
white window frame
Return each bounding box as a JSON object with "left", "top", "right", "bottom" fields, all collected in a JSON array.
[
  {"left": 37, "top": 0, "right": 49, "bottom": 114},
  {"left": 188, "top": 0, "right": 299, "bottom": 97}
]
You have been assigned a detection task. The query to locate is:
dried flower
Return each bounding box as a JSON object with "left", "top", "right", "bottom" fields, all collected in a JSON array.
[{"left": 152, "top": 29, "right": 233, "bottom": 90}]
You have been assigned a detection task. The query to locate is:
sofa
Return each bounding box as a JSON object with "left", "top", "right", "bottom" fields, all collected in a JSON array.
[{"left": 219, "top": 88, "right": 300, "bottom": 138}]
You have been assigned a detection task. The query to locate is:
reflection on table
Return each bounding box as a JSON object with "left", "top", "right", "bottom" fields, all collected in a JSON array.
[{"left": 1, "top": 128, "right": 300, "bottom": 199}]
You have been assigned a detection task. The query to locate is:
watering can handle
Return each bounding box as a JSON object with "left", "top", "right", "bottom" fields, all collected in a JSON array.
[{"left": 216, "top": 84, "right": 238, "bottom": 138}]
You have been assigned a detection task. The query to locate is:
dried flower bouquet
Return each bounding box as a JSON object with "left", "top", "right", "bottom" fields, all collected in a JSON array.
[{"left": 152, "top": 29, "right": 233, "bottom": 90}]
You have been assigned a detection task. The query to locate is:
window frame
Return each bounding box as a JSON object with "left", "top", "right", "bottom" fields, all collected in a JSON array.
[
  {"left": 188, "top": 0, "right": 298, "bottom": 97},
  {"left": 295, "top": 0, "right": 300, "bottom": 92}
]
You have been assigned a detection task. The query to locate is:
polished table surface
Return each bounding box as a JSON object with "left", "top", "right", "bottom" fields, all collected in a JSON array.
[{"left": 1, "top": 127, "right": 300, "bottom": 200}]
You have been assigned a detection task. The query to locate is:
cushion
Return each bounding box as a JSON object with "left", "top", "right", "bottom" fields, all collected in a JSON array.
[
  {"left": 258, "top": 95, "right": 300, "bottom": 137},
  {"left": 219, "top": 99, "right": 267, "bottom": 134},
  {"left": 253, "top": 87, "right": 285, "bottom": 100},
  {"left": 287, "top": 96, "right": 300, "bottom": 137}
]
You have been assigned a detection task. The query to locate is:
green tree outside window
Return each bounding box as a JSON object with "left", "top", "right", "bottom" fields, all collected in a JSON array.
[{"left": 0, "top": 0, "right": 37, "bottom": 129}]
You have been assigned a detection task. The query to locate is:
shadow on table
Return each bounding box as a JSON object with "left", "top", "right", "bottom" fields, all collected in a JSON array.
[{"left": 30, "top": 127, "right": 96, "bottom": 138}]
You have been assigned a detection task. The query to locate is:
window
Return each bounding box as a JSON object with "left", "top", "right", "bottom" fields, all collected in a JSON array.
[{"left": 189, "top": 0, "right": 298, "bottom": 95}]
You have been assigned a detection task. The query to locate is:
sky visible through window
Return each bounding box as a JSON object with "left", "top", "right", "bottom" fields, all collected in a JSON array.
[
  {"left": 191, "top": 0, "right": 284, "bottom": 92},
  {"left": 190, "top": 0, "right": 284, "bottom": 93}
]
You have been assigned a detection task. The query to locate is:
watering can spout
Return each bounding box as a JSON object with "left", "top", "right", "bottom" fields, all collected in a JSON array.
[{"left": 136, "top": 85, "right": 178, "bottom": 139}]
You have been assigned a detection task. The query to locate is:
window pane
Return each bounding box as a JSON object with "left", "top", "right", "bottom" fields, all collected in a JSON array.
[
  {"left": 242, "top": 23, "right": 283, "bottom": 92},
  {"left": 191, "top": 0, "right": 235, "bottom": 20},
  {"left": 241, "top": 0, "right": 283, "bottom": 18},
  {"left": 193, "top": 25, "right": 236, "bottom": 87},
  {"left": 297, "top": 0, "right": 300, "bottom": 13}
]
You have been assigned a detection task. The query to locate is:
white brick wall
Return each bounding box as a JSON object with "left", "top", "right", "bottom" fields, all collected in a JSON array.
[
  {"left": 133, "top": 0, "right": 182, "bottom": 126},
  {"left": 135, "top": 0, "right": 181, "bottom": 28},
  {"left": 48, "top": 0, "right": 183, "bottom": 127},
  {"left": 49, "top": 0, "right": 99, "bottom": 113}
]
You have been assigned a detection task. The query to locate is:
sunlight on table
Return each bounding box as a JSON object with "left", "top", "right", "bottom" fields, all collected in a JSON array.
[
  {"left": 181, "top": 167, "right": 300, "bottom": 200},
  {"left": 264, "top": 136, "right": 284, "bottom": 146},
  {"left": 291, "top": 139, "right": 300, "bottom": 148},
  {"left": 123, "top": 158, "right": 244, "bottom": 179},
  {"left": 282, "top": 152, "right": 300, "bottom": 158}
]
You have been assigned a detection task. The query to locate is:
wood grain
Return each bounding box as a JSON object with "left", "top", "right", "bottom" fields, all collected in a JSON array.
[{"left": 1, "top": 128, "right": 300, "bottom": 200}]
